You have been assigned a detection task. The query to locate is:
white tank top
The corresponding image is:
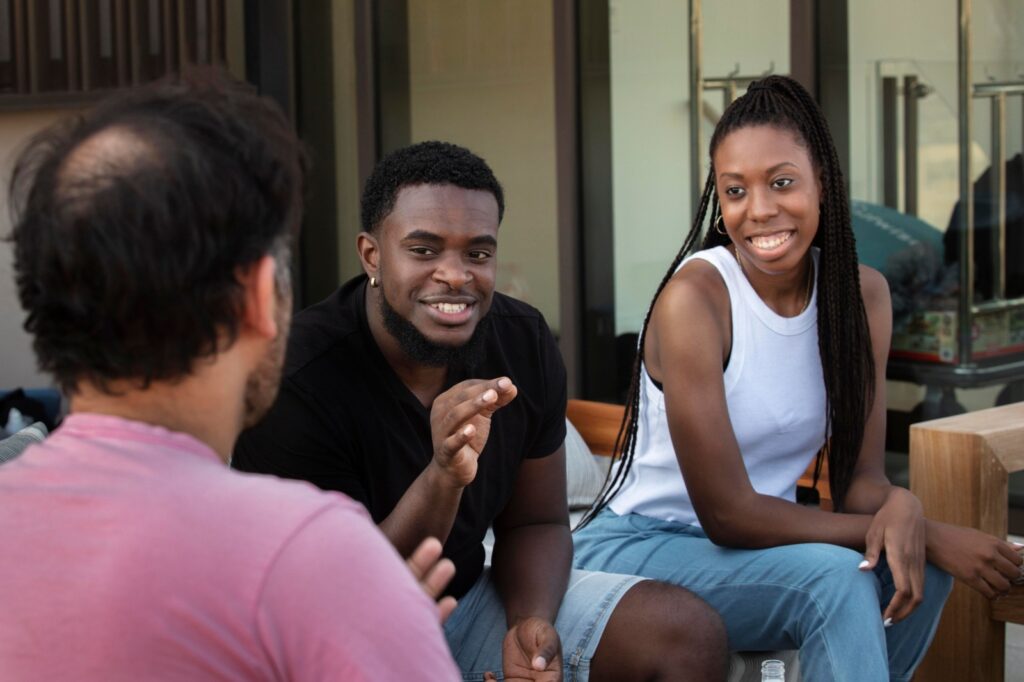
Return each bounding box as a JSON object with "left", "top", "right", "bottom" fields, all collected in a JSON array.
[{"left": 610, "top": 246, "right": 827, "bottom": 527}]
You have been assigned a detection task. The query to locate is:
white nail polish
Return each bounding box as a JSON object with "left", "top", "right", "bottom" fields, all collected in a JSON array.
[
  {"left": 858, "top": 560, "right": 870, "bottom": 570},
  {"left": 883, "top": 618, "right": 893, "bottom": 628}
]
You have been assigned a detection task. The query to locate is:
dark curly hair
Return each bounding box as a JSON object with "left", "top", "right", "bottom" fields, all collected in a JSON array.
[
  {"left": 360, "top": 140, "right": 504, "bottom": 232},
  {"left": 8, "top": 67, "right": 307, "bottom": 394},
  {"left": 581, "top": 75, "right": 874, "bottom": 521}
]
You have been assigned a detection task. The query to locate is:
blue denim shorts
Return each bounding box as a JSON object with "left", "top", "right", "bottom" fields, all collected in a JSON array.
[{"left": 442, "top": 568, "right": 643, "bottom": 681}]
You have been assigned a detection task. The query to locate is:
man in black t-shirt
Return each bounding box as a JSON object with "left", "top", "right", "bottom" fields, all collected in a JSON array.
[{"left": 234, "top": 141, "right": 726, "bottom": 681}]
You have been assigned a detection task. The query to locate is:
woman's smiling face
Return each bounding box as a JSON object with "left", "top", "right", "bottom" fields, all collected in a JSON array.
[{"left": 713, "top": 124, "right": 822, "bottom": 277}]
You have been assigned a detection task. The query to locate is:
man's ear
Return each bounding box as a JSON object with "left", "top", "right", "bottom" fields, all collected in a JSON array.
[
  {"left": 238, "top": 255, "right": 280, "bottom": 340},
  {"left": 356, "top": 231, "right": 380, "bottom": 279}
]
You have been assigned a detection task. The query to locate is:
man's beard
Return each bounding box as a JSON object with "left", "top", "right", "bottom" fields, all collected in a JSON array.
[
  {"left": 242, "top": 295, "right": 291, "bottom": 428},
  {"left": 379, "top": 286, "right": 489, "bottom": 372}
]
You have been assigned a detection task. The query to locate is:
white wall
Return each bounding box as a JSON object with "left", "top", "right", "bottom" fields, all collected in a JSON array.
[{"left": 0, "top": 110, "right": 68, "bottom": 389}]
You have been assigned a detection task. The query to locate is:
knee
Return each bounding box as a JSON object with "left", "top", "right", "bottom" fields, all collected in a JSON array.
[
  {"left": 793, "top": 544, "right": 873, "bottom": 592},
  {"left": 621, "top": 580, "right": 728, "bottom": 680},
  {"left": 769, "top": 544, "right": 879, "bottom": 624}
]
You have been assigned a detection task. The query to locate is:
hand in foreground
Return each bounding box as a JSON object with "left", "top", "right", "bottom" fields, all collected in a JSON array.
[
  {"left": 926, "top": 520, "right": 1023, "bottom": 599},
  {"left": 860, "top": 487, "right": 927, "bottom": 625},
  {"left": 429, "top": 377, "right": 518, "bottom": 488},
  {"left": 405, "top": 537, "right": 458, "bottom": 624},
  {"left": 484, "top": 617, "right": 562, "bottom": 682}
]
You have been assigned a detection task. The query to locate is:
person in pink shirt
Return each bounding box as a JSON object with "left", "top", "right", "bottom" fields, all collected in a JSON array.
[{"left": 0, "top": 69, "right": 467, "bottom": 680}]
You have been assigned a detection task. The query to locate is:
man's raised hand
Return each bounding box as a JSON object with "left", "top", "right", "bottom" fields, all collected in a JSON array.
[
  {"left": 405, "top": 537, "right": 458, "bottom": 624},
  {"left": 429, "top": 377, "right": 517, "bottom": 488}
]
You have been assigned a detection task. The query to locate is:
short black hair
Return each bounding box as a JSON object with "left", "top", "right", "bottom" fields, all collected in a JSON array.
[
  {"left": 360, "top": 140, "right": 504, "bottom": 232},
  {"left": 9, "top": 67, "right": 307, "bottom": 394}
]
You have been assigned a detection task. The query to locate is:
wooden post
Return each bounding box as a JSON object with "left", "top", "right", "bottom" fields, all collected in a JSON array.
[{"left": 910, "top": 402, "right": 1024, "bottom": 682}]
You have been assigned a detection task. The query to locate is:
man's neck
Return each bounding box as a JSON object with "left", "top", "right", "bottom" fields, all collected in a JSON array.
[
  {"left": 364, "top": 289, "right": 447, "bottom": 408},
  {"left": 70, "top": 364, "right": 246, "bottom": 463}
]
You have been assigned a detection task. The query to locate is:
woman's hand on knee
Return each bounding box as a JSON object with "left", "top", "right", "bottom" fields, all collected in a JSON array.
[
  {"left": 862, "top": 488, "right": 927, "bottom": 624},
  {"left": 925, "top": 520, "right": 1023, "bottom": 599}
]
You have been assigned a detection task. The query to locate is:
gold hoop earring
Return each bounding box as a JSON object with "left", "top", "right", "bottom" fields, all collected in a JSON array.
[
  {"left": 715, "top": 216, "right": 727, "bottom": 235},
  {"left": 369, "top": 276, "right": 379, "bottom": 288}
]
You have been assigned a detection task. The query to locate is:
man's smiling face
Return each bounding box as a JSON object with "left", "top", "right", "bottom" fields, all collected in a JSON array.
[{"left": 373, "top": 183, "right": 499, "bottom": 359}]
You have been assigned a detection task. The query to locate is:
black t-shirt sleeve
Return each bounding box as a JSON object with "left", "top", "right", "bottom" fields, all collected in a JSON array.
[
  {"left": 524, "top": 314, "right": 568, "bottom": 459},
  {"left": 232, "top": 381, "right": 370, "bottom": 507}
]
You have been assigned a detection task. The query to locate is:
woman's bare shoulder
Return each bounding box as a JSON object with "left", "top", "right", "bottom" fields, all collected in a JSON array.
[
  {"left": 649, "top": 256, "right": 730, "bottom": 353},
  {"left": 857, "top": 264, "right": 892, "bottom": 313}
]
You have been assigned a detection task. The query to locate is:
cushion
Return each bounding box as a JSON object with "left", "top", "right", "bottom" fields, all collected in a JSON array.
[{"left": 565, "top": 418, "right": 609, "bottom": 510}]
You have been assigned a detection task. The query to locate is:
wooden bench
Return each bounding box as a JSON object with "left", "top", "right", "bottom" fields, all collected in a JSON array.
[
  {"left": 566, "top": 398, "right": 832, "bottom": 510},
  {"left": 910, "top": 402, "right": 1024, "bottom": 682}
]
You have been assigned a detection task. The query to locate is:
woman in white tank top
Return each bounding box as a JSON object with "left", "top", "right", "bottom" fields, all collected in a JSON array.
[{"left": 574, "top": 75, "right": 1020, "bottom": 682}]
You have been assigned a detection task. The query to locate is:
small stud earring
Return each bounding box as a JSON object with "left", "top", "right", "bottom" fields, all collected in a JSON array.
[{"left": 369, "top": 276, "right": 379, "bottom": 288}]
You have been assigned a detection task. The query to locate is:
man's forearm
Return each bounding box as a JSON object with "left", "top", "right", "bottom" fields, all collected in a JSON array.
[
  {"left": 379, "top": 462, "right": 464, "bottom": 557},
  {"left": 491, "top": 523, "right": 572, "bottom": 627}
]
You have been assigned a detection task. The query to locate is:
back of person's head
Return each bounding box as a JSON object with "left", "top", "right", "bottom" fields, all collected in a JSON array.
[
  {"left": 582, "top": 75, "right": 872, "bottom": 525},
  {"left": 360, "top": 140, "right": 504, "bottom": 233},
  {"left": 9, "top": 67, "right": 306, "bottom": 395}
]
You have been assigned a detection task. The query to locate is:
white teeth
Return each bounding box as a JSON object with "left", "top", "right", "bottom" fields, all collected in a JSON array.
[
  {"left": 432, "top": 302, "right": 467, "bottom": 314},
  {"left": 750, "top": 232, "right": 792, "bottom": 250}
]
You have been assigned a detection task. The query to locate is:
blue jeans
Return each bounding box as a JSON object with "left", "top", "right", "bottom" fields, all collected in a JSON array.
[
  {"left": 443, "top": 567, "right": 643, "bottom": 681},
  {"left": 573, "top": 509, "right": 952, "bottom": 682}
]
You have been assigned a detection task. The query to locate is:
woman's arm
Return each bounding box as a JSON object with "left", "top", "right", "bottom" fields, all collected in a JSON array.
[
  {"left": 803, "top": 267, "right": 1020, "bottom": 610},
  {"left": 843, "top": 265, "right": 899, "bottom": 514},
  {"left": 842, "top": 267, "right": 929, "bottom": 623}
]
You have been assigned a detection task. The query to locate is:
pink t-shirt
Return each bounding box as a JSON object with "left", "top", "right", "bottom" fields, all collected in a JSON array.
[{"left": 0, "top": 414, "right": 459, "bottom": 681}]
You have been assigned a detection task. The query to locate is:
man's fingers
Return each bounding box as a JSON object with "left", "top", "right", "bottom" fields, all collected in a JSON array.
[
  {"left": 420, "top": 557, "right": 456, "bottom": 600},
  {"left": 492, "top": 377, "right": 518, "bottom": 409},
  {"left": 406, "top": 537, "right": 455, "bottom": 600},
  {"left": 439, "top": 378, "right": 491, "bottom": 406},
  {"left": 439, "top": 389, "right": 499, "bottom": 434},
  {"left": 523, "top": 620, "right": 560, "bottom": 671},
  {"left": 437, "top": 596, "right": 458, "bottom": 624},
  {"left": 405, "top": 537, "right": 444, "bottom": 581},
  {"left": 439, "top": 425, "right": 476, "bottom": 460},
  {"left": 448, "top": 378, "right": 517, "bottom": 421},
  {"left": 406, "top": 538, "right": 458, "bottom": 623}
]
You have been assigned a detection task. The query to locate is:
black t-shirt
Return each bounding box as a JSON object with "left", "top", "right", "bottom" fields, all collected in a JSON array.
[{"left": 233, "top": 276, "right": 567, "bottom": 598}]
